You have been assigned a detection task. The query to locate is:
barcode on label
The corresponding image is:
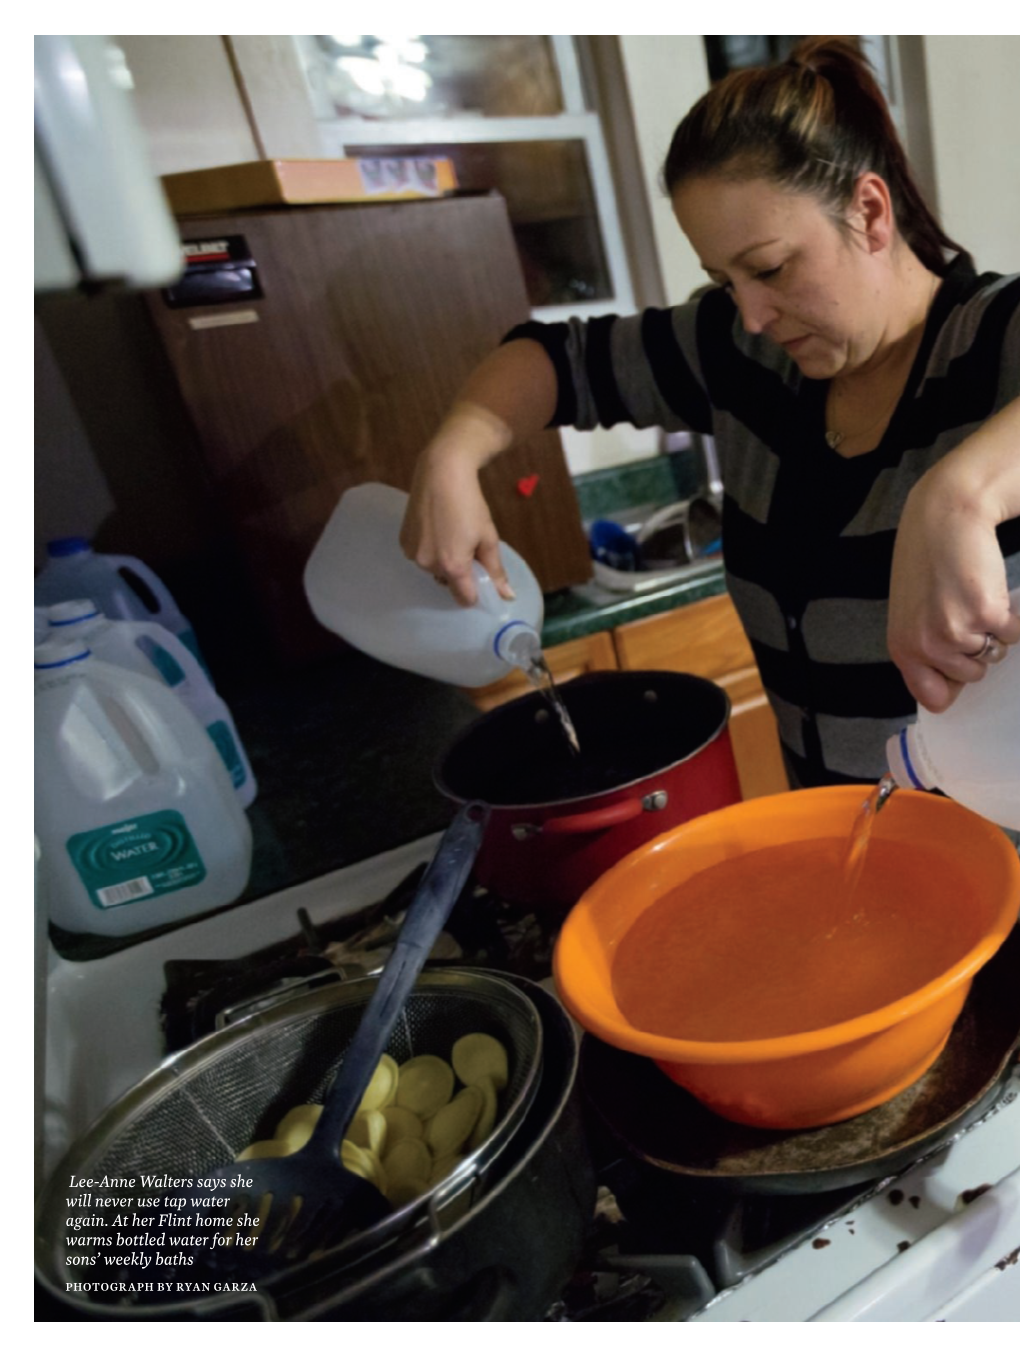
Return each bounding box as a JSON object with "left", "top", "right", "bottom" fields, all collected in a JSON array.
[{"left": 98, "top": 877, "right": 154, "bottom": 907}]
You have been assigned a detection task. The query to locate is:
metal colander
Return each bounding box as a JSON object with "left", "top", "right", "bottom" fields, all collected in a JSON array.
[{"left": 37, "top": 969, "right": 543, "bottom": 1308}]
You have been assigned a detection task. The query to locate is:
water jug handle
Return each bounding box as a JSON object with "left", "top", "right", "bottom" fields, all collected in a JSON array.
[
  {"left": 104, "top": 555, "right": 178, "bottom": 619},
  {"left": 471, "top": 564, "right": 504, "bottom": 617},
  {"left": 133, "top": 622, "right": 210, "bottom": 695}
]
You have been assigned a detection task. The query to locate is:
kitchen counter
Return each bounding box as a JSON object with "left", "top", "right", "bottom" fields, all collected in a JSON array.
[
  {"left": 48, "top": 651, "right": 482, "bottom": 960},
  {"left": 541, "top": 561, "right": 726, "bottom": 648}
]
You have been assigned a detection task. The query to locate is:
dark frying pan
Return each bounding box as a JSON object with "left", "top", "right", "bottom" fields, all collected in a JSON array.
[{"left": 580, "top": 921, "right": 1020, "bottom": 1196}]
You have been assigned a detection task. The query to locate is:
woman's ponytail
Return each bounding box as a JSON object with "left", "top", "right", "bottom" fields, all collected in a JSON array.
[{"left": 664, "top": 37, "right": 967, "bottom": 274}]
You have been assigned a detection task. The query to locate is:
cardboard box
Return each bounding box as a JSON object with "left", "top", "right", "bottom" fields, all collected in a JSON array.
[{"left": 161, "top": 157, "right": 459, "bottom": 215}]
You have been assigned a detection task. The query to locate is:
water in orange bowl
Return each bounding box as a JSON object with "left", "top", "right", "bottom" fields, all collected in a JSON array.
[{"left": 611, "top": 836, "right": 980, "bottom": 1043}]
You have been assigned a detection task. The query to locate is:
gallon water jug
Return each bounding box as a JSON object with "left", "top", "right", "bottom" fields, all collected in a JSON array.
[
  {"left": 45, "top": 600, "right": 257, "bottom": 807},
  {"left": 34, "top": 638, "right": 252, "bottom": 937},
  {"left": 34, "top": 538, "right": 208, "bottom": 673},
  {"left": 304, "top": 483, "right": 546, "bottom": 687},
  {"left": 886, "top": 585, "right": 1020, "bottom": 830}
]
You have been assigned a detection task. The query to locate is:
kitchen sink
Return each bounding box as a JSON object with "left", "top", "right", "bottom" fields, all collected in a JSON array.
[
  {"left": 587, "top": 494, "right": 723, "bottom": 594},
  {"left": 590, "top": 553, "right": 723, "bottom": 594}
]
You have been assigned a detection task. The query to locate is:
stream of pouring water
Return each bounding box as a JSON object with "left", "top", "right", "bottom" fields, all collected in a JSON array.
[
  {"left": 527, "top": 654, "right": 581, "bottom": 755},
  {"left": 840, "top": 771, "right": 899, "bottom": 922}
]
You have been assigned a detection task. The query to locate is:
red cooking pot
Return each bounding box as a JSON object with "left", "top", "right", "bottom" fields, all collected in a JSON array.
[{"left": 435, "top": 670, "right": 742, "bottom": 906}]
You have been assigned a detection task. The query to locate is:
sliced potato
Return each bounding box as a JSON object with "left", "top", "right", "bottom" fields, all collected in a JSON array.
[
  {"left": 427, "top": 1086, "right": 485, "bottom": 1158},
  {"left": 383, "top": 1104, "right": 423, "bottom": 1147},
  {"left": 357, "top": 1054, "right": 399, "bottom": 1112},
  {"left": 382, "top": 1136, "right": 432, "bottom": 1185},
  {"left": 362, "top": 1146, "right": 388, "bottom": 1196},
  {"left": 467, "top": 1079, "right": 498, "bottom": 1152},
  {"left": 429, "top": 1152, "right": 463, "bottom": 1187},
  {"left": 348, "top": 1108, "right": 387, "bottom": 1157},
  {"left": 341, "top": 1138, "right": 379, "bottom": 1185},
  {"left": 451, "top": 1033, "right": 508, "bottom": 1092},
  {"left": 395, "top": 1055, "right": 454, "bottom": 1119},
  {"left": 274, "top": 1103, "right": 322, "bottom": 1152},
  {"left": 387, "top": 1177, "right": 430, "bottom": 1209},
  {"left": 236, "top": 1138, "right": 289, "bottom": 1162}
]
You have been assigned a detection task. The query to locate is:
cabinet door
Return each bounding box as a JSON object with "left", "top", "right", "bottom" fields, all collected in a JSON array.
[
  {"left": 613, "top": 594, "right": 788, "bottom": 800},
  {"left": 145, "top": 193, "right": 592, "bottom": 662},
  {"left": 465, "top": 630, "right": 618, "bottom": 712}
]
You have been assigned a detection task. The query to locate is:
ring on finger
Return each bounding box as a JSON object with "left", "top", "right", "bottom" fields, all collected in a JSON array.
[{"left": 966, "top": 632, "right": 1007, "bottom": 664}]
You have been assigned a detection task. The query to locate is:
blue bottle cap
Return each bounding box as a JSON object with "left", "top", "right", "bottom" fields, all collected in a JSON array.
[{"left": 47, "top": 537, "right": 91, "bottom": 558}]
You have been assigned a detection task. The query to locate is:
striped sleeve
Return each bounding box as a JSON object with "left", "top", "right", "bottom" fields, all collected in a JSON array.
[{"left": 503, "top": 301, "right": 715, "bottom": 434}]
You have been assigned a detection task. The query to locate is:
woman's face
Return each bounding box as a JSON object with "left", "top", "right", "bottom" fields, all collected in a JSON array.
[{"left": 672, "top": 174, "right": 886, "bottom": 380}]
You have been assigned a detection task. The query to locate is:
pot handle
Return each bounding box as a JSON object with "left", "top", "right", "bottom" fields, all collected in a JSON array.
[{"left": 526, "top": 791, "right": 667, "bottom": 838}]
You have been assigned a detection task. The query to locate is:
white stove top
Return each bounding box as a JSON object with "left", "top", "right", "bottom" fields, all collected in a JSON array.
[
  {"left": 692, "top": 1077, "right": 1020, "bottom": 1321},
  {"left": 39, "top": 837, "right": 1020, "bottom": 1322}
]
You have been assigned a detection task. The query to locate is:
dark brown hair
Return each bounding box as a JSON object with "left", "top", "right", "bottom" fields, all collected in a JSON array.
[{"left": 663, "top": 37, "right": 966, "bottom": 273}]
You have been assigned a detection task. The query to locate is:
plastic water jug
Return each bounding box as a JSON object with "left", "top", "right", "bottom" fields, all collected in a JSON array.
[
  {"left": 45, "top": 600, "right": 257, "bottom": 807},
  {"left": 34, "top": 538, "right": 208, "bottom": 672},
  {"left": 886, "top": 585, "right": 1020, "bottom": 830},
  {"left": 34, "top": 638, "right": 252, "bottom": 937},
  {"left": 304, "top": 483, "right": 546, "bottom": 687}
]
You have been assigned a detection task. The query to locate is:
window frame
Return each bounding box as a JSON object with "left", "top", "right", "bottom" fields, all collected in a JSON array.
[{"left": 292, "top": 34, "right": 636, "bottom": 322}]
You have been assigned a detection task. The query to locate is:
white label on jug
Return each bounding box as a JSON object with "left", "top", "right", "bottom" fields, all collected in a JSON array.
[{"left": 66, "top": 811, "right": 207, "bottom": 910}]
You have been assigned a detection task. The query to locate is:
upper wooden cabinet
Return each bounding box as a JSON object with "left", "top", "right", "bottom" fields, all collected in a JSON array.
[
  {"left": 614, "top": 593, "right": 789, "bottom": 802},
  {"left": 144, "top": 192, "right": 592, "bottom": 663}
]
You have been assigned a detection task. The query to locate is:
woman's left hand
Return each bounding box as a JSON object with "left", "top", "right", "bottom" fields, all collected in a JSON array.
[{"left": 888, "top": 407, "right": 1020, "bottom": 712}]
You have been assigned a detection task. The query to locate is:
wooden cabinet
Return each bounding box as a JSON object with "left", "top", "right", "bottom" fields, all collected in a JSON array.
[
  {"left": 466, "top": 630, "right": 618, "bottom": 712},
  {"left": 144, "top": 193, "right": 592, "bottom": 664},
  {"left": 613, "top": 593, "right": 789, "bottom": 801}
]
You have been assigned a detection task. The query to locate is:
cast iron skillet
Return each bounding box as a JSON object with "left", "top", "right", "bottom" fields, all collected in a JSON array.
[{"left": 580, "top": 921, "right": 1020, "bottom": 1196}]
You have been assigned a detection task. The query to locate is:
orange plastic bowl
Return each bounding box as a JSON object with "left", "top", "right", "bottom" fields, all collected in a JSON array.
[{"left": 553, "top": 787, "right": 1020, "bottom": 1129}]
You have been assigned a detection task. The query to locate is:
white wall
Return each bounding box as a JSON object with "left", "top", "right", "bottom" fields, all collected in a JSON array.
[
  {"left": 617, "top": 37, "right": 711, "bottom": 307},
  {"left": 922, "top": 37, "right": 1020, "bottom": 275},
  {"left": 116, "top": 36, "right": 258, "bottom": 175},
  {"left": 558, "top": 38, "right": 711, "bottom": 475}
]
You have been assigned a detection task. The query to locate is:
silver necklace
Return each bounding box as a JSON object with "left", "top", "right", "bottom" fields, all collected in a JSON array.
[{"left": 824, "top": 402, "right": 896, "bottom": 451}]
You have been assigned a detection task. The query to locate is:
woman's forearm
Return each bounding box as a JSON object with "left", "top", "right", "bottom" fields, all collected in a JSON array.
[
  {"left": 888, "top": 396, "right": 1020, "bottom": 711},
  {"left": 424, "top": 338, "right": 560, "bottom": 472},
  {"left": 923, "top": 397, "right": 1020, "bottom": 527},
  {"left": 400, "top": 338, "right": 560, "bottom": 604}
]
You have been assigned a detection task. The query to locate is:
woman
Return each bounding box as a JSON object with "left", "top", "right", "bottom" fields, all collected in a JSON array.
[{"left": 401, "top": 37, "right": 1020, "bottom": 791}]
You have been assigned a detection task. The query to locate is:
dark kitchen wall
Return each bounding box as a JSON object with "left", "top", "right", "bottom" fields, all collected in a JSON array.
[{"left": 34, "top": 291, "right": 275, "bottom": 682}]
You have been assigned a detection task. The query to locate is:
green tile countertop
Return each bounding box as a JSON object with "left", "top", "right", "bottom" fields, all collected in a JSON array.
[{"left": 541, "top": 561, "right": 727, "bottom": 648}]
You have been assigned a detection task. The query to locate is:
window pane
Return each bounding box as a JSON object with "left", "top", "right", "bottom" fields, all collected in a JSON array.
[
  {"left": 305, "top": 35, "right": 563, "bottom": 120},
  {"left": 703, "top": 36, "right": 805, "bottom": 82},
  {"left": 349, "top": 139, "right": 613, "bottom": 307}
]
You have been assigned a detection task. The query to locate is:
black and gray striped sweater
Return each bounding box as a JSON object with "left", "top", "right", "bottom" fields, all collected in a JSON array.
[{"left": 507, "top": 255, "right": 1020, "bottom": 788}]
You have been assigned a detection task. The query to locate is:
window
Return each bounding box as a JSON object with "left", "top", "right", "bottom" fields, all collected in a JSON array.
[{"left": 295, "top": 35, "right": 635, "bottom": 321}]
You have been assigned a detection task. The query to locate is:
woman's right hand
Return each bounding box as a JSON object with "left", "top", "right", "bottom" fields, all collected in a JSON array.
[
  {"left": 400, "top": 338, "right": 560, "bottom": 604},
  {"left": 400, "top": 402, "right": 516, "bottom": 607}
]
